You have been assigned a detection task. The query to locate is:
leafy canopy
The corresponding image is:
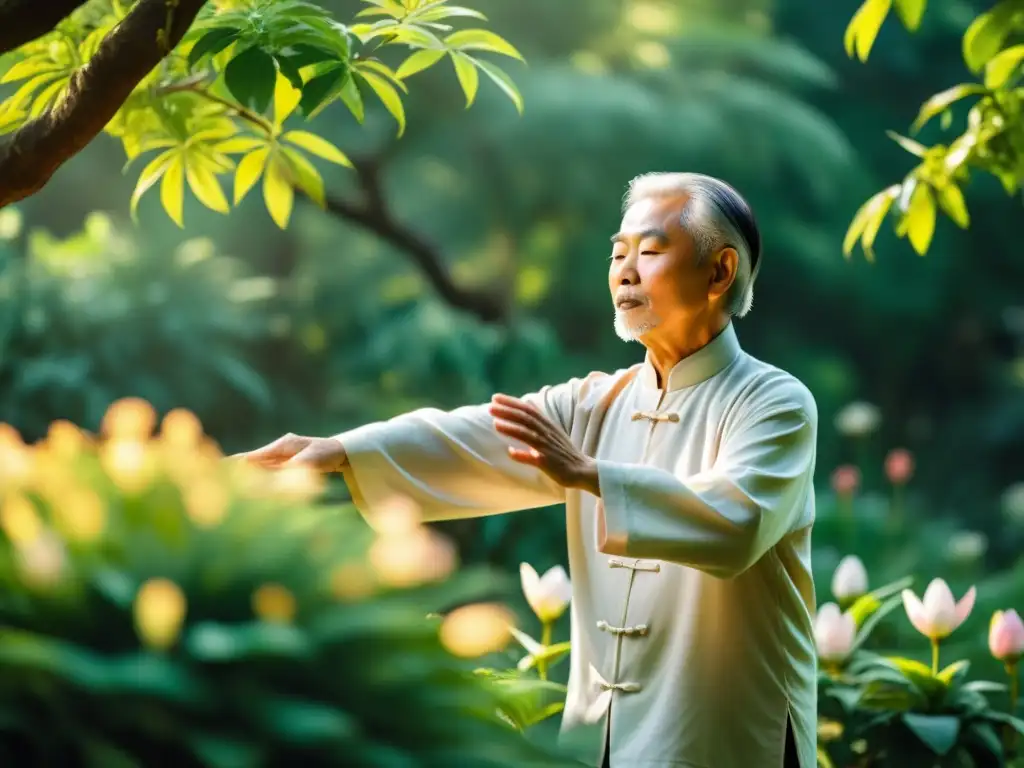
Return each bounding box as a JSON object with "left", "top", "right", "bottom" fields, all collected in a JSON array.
[
  {"left": 0, "top": 0, "right": 524, "bottom": 228},
  {"left": 842, "top": 0, "right": 1023, "bottom": 260}
]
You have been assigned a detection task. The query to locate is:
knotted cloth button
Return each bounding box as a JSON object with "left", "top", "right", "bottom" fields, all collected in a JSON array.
[
  {"left": 630, "top": 411, "right": 680, "bottom": 423},
  {"left": 600, "top": 680, "right": 642, "bottom": 693},
  {"left": 596, "top": 620, "right": 650, "bottom": 637},
  {"left": 608, "top": 558, "right": 661, "bottom": 573}
]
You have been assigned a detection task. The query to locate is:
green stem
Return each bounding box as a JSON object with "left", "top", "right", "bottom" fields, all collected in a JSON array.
[
  {"left": 537, "top": 621, "right": 552, "bottom": 681},
  {"left": 931, "top": 639, "right": 940, "bottom": 675},
  {"left": 1008, "top": 663, "right": 1020, "bottom": 755}
]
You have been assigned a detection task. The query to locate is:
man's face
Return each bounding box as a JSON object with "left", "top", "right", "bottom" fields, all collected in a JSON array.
[{"left": 609, "top": 194, "right": 716, "bottom": 342}]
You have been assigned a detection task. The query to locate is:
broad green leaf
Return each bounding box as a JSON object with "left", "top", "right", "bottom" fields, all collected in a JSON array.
[
  {"left": 851, "top": 595, "right": 902, "bottom": 651},
  {"left": 186, "top": 156, "right": 230, "bottom": 214},
  {"left": 886, "top": 130, "right": 927, "bottom": 157},
  {"left": 934, "top": 181, "right": 969, "bottom": 228},
  {"left": 282, "top": 131, "right": 351, "bottom": 166},
  {"left": 901, "top": 713, "right": 960, "bottom": 755},
  {"left": 161, "top": 154, "right": 186, "bottom": 227},
  {"left": 451, "top": 52, "right": 479, "bottom": 106},
  {"left": 359, "top": 0, "right": 406, "bottom": 16},
  {"left": 224, "top": 46, "right": 277, "bottom": 113},
  {"left": 298, "top": 65, "right": 347, "bottom": 118},
  {"left": 337, "top": 75, "right": 365, "bottom": 122},
  {"left": 357, "top": 70, "right": 406, "bottom": 136},
  {"left": 904, "top": 183, "right": 936, "bottom": 255},
  {"left": 234, "top": 147, "right": 269, "bottom": 204},
  {"left": 410, "top": 5, "right": 487, "bottom": 23},
  {"left": 0, "top": 57, "right": 63, "bottom": 84},
  {"left": 396, "top": 49, "right": 446, "bottom": 79},
  {"left": 444, "top": 29, "right": 523, "bottom": 60},
  {"left": 987, "top": 712, "right": 1024, "bottom": 736},
  {"left": 130, "top": 150, "right": 176, "bottom": 219},
  {"left": 281, "top": 147, "right": 325, "bottom": 207},
  {"left": 263, "top": 155, "right": 295, "bottom": 228},
  {"left": 844, "top": 0, "right": 892, "bottom": 61},
  {"left": 962, "top": 1, "right": 1017, "bottom": 73},
  {"left": 892, "top": 0, "right": 925, "bottom": 31},
  {"left": 911, "top": 83, "right": 987, "bottom": 133},
  {"left": 274, "top": 73, "right": 303, "bottom": 126},
  {"left": 984, "top": 44, "right": 1024, "bottom": 88},
  {"left": 936, "top": 659, "right": 969, "bottom": 686},
  {"left": 188, "top": 28, "right": 240, "bottom": 70},
  {"left": 356, "top": 60, "right": 409, "bottom": 93},
  {"left": 474, "top": 58, "right": 523, "bottom": 114}
]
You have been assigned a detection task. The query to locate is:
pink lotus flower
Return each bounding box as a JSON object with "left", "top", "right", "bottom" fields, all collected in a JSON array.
[
  {"left": 831, "top": 555, "right": 868, "bottom": 603},
  {"left": 902, "top": 578, "right": 976, "bottom": 641},
  {"left": 885, "top": 448, "right": 914, "bottom": 485},
  {"left": 831, "top": 465, "right": 860, "bottom": 497},
  {"left": 989, "top": 609, "right": 1024, "bottom": 663},
  {"left": 814, "top": 603, "right": 857, "bottom": 664}
]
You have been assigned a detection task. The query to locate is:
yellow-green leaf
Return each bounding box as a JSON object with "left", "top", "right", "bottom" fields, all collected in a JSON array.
[
  {"left": 911, "top": 83, "right": 987, "bottom": 133},
  {"left": 186, "top": 156, "right": 230, "bottom": 214},
  {"left": 282, "top": 130, "right": 352, "bottom": 166},
  {"left": 130, "top": 149, "right": 176, "bottom": 220},
  {"left": 410, "top": 4, "right": 487, "bottom": 23},
  {"left": 892, "top": 0, "right": 925, "bottom": 31},
  {"left": 934, "top": 181, "right": 969, "bottom": 228},
  {"left": 0, "top": 57, "right": 63, "bottom": 84},
  {"left": 161, "top": 154, "right": 186, "bottom": 227},
  {"left": 984, "top": 44, "right": 1024, "bottom": 89},
  {"left": 5, "top": 73, "right": 63, "bottom": 114},
  {"left": 234, "top": 147, "right": 269, "bottom": 204},
  {"left": 338, "top": 75, "right": 364, "bottom": 122},
  {"left": 904, "top": 183, "right": 936, "bottom": 255},
  {"left": 474, "top": 59, "right": 523, "bottom": 114},
  {"left": 214, "top": 136, "right": 267, "bottom": 154},
  {"left": 395, "top": 48, "right": 446, "bottom": 80},
  {"left": 263, "top": 155, "right": 294, "bottom": 228},
  {"left": 844, "top": 0, "right": 893, "bottom": 62},
  {"left": 843, "top": 185, "right": 898, "bottom": 260},
  {"left": 451, "top": 52, "right": 479, "bottom": 107},
  {"left": 357, "top": 70, "right": 406, "bottom": 136},
  {"left": 356, "top": 60, "right": 408, "bottom": 93},
  {"left": 274, "top": 72, "right": 303, "bottom": 126},
  {"left": 962, "top": 1, "right": 1016, "bottom": 73},
  {"left": 29, "top": 79, "right": 67, "bottom": 117},
  {"left": 282, "top": 146, "right": 325, "bottom": 207},
  {"left": 937, "top": 660, "right": 969, "bottom": 685},
  {"left": 886, "top": 130, "right": 927, "bottom": 157},
  {"left": 444, "top": 29, "right": 523, "bottom": 60}
]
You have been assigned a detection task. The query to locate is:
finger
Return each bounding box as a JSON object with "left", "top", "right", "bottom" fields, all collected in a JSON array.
[
  {"left": 493, "top": 419, "right": 545, "bottom": 451},
  {"left": 282, "top": 440, "right": 345, "bottom": 473},
  {"left": 489, "top": 402, "right": 551, "bottom": 436},
  {"left": 507, "top": 446, "right": 543, "bottom": 466},
  {"left": 491, "top": 394, "right": 541, "bottom": 417},
  {"left": 244, "top": 433, "right": 307, "bottom": 463}
]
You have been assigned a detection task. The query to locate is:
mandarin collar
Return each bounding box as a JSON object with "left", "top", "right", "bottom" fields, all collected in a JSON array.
[{"left": 637, "top": 322, "right": 742, "bottom": 392}]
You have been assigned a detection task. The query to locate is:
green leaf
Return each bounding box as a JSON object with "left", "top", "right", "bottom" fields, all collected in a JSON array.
[
  {"left": 851, "top": 595, "right": 902, "bottom": 651},
  {"left": 936, "top": 659, "right": 969, "bottom": 686},
  {"left": 214, "top": 136, "right": 267, "bottom": 154},
  {"left": 0, "top": 57, "right": 63, "bottom": 84},
  {"left": 886, "top": 130, "right": 927, "bottom": 157},
  {"left": 356, "top": 70, "right": 406, "bottom": 136},
  {"left": 263, "top": 154, "right": 294, "bottom": 228},
  {"left": 161, "top": 153, "right": 186, "bottom": 227},
  {"left": 282, "top": 130, "right": 351, "bottom": 166},
  {"left": 451, "top": 52, "right": 479, "bottom": 107},
  {"left": 130, "top": 150, "right": 176, "bottom": 220},
  {"left": 188, "top": 28, "right": 240, "bottom": 70},
  {"left": 337, "top": 75, "right": 365, "bottom": 122},
  {"left": 185, "top": 156, "right": 230, "bottom": 214},
  {"left": 516, "top": 641, "right": 572, "bottom": 672},
  {"left": 410, "top": 5, "right": 488, "bottom": 24},
  {"left": 274, "top": 72, "right": 303, "bottom": 126},
  {"left": 934, "top": 181, "right": 969, "bottom": 229},
  {"left": 234, "top": 147, "right": 269, "bottom": 204},
  {"left": 984, "top": 44, "right": 1024, "bottom": 89},
  {"left": 964, "top": 722, "right": 1004, "bottom": 761},
  {"left": 281, "top": 147, "right": 325, "bottom": 207},
  {"left": 474, "top": 59, "right": 523, "bottom": 114},
  {"left": 842, "top": 185, "right": 898, "bottom": 260},
  {"left": 298, "top": 66, "right": 347, "bottom": 118},
  {"left": 224, "top": 46, "right": 278, "bottom": 113},
  {"left": 962, "top": 0, "right": 1017, "bottom": 73},
  {"left": 892, "top": 0, "right": 925, "bottom": 31},
  {"left": 904, "top": 182, "right": 936, "bottom": 255},
  {"left": 844, "top": 0, "right": 893, "bottom": 62},
  {"left": 963, "top": 680, "right": 1008, "bottom": 694},
  {"left": 444, "top": 29, "right": 523, "bottom": 60},
  {"left": 901, "top": 713, "right": 960, "bottom": 755},
  {"left": 911, "top": 83, "right": 987, "bottom": 133},
  {"left": 395, "top": 48, "right": 446, "bottom": 79}
]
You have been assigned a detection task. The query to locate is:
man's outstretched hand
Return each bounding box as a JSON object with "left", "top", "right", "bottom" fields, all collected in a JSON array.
[
  {"left": 489, "top": 394, "right": 600, "bottom": 496},
  {"left": 231, "top": 433, "right": 348, "bottom": 473}
]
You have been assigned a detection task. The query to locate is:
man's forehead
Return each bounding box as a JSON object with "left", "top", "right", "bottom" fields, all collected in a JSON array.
[{"left": 615, "top": 194, "right": 689, "bottom": 239}]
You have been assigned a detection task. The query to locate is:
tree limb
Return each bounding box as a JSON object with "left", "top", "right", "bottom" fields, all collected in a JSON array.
[
  {"left": 0, "top": 0, "right": 93, "bottom": 56},
  {"left": 320, "top": 157, "right": 507, "bottom": 324},
  {"left": 0, "top": 0, "right": 209, "bottom": 207}
]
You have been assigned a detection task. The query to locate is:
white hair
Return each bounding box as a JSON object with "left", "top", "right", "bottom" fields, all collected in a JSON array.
[{"left": 623, "top": 172, "right": 759, "bottom": 317}]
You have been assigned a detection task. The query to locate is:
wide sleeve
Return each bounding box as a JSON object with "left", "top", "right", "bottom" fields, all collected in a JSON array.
[
  {"left": 596, "top": 380, "right": 817, "bottom": 579},
  {"left": 333, "top": 376, "right": 594, "bottom": 523}
]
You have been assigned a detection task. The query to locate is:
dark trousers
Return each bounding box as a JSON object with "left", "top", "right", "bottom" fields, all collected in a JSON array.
[{"left": 600, "top": 718, "right": 802, "bottom": 768}]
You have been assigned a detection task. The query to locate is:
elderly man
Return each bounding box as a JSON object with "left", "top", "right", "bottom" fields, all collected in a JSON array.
[{"left": 240, "top": 172, "right": 817, "bottom": 768}]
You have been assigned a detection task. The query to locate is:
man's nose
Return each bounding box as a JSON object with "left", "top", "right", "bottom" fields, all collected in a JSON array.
[{"left": 619, "top": 268, "right": 639, "bottom": 286}]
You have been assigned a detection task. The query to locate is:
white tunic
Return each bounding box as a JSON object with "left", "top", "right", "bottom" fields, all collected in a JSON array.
[{"left": 336, "top": 323, "right": 818, "bottom": 768}]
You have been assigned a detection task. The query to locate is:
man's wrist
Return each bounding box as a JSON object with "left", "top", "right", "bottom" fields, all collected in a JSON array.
[{"left": 572, "top": 457, "right": 601, "bottom": 497}]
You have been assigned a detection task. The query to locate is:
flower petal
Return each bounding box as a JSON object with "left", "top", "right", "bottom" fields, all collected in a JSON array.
[
  {"left": 951, "top": 585, "right": 976, "bottom": 632},
  {"left": 519, "top": 562, "right": 541, "bottom": 615},
  {"left": 921, "top": 578, "right": 957, "bottom": 638},
  {"left": 902, "top": 588, "right": 932, "bottom": 638}
]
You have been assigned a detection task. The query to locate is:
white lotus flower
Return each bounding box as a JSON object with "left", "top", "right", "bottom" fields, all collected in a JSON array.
[
  {"left": 814, "top": 603, "right": 857, "bottom": 664},
  {"left": 831, "top": 555, "right": 868, "bottom": 603},
  {"left": 520, "top": 563, "right": 572, "bottom": 623},
  {"left": 902, "top": 578, "right": 976, "bottom": 641},
  {"left": 834, "top": 401, "right": 881, "bottom": 437}
]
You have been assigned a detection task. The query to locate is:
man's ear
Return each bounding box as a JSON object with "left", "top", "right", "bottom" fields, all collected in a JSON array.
[{"left": 708, "top": 246, "right": 738, "bottom": 300}]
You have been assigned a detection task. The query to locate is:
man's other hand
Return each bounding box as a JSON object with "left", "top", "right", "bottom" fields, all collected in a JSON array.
[{"left": 231, "top": 434, "right": 348, "bottom": 473}]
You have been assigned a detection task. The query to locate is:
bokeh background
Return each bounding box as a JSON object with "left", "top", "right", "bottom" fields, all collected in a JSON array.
[{"left": 2, "top": 0, "right": 1023, "bottom": 749}]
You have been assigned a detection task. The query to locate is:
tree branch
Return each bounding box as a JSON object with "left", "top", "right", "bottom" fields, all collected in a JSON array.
[
  {"left": 0, "top": 0, "right": 93, "bottom": 56},
  {"left": 0, "top": 0, "right": 209, "bottom": 207},
  {"left": 320, "top": 157, "right": 507, "bottom": 324}
]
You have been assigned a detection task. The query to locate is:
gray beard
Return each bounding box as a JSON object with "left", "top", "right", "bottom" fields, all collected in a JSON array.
[{"left": 613, "top": 310, "right": 659, "bottom": 342}]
